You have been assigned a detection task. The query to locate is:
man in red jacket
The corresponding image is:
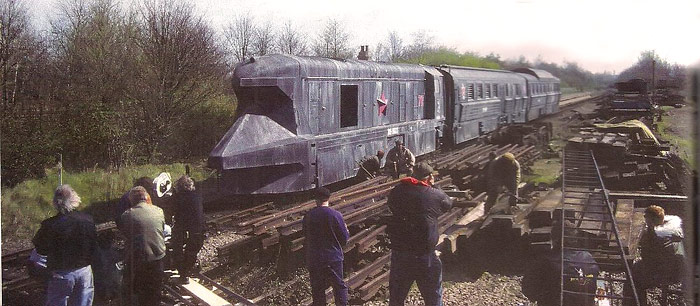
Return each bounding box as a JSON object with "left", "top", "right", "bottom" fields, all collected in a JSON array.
[{"left": 387, "top": 162, "right": 452, "bottom": 306}]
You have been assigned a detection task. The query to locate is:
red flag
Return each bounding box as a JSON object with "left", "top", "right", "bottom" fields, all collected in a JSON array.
[{"left": 377, "top": 92, "right": 388, "bottom": 116}]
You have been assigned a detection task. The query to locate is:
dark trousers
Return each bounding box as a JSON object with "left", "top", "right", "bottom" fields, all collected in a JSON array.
[
  {"left": 308, "top": 261, "right": 347, "bottom": 306},
  {"left": 123, "top": 258, "right": 164, "bottom": 306},
  {"left": 173, "top": 231, "right": 204, "bottom": 277},
  {"left": 485, "top": 185, "right": 517, "bottom": 213},
  {"left": 625, "top": 257, "right": 685, "bottom": 306},
  {"left": 389, "top": 250, "right": 443, "bottom": 306}
]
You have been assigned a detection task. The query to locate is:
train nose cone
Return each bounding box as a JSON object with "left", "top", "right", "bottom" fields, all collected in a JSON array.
[
  {"left": 209, "top": 113, "right": 297, "bottom": 170},
  {"left": 208, "top": 114, "right": 311, "bottom": 194}
]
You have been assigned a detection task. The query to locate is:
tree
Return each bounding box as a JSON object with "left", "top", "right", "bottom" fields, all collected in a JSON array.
[
  {"left": 372, "top": 41, "right": 388, "bottom": 62},
  {"left": 129, "top": 0, "right": 227, "bottom": 162},
  {"left": 224, "top": 12, "right": 255, "bottom": 63},
  {"left": 47, "top": 0, "right": 139, "bottom": 168},
  {"left": 0, "top": 0, "right": 56, "bottom": 186},
  {"left": 253, "top": 20, "right": 276, "bottom": 56},
  {"left": 277, "top": 20, "right": 308, "bottom": 55},
  {"left": 405, "top": 29, "right": 434, "bottom": 58},
  {"left": 386, "top": 30, "right": 404, "bottom": 62},
  {"left": 313, "top": 18, "right": 351, "bottom": 59}
]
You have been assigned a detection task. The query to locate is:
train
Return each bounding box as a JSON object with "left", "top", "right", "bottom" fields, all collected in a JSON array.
[{"left": 208, "top": 54, "right": 560, "bottom": 194}]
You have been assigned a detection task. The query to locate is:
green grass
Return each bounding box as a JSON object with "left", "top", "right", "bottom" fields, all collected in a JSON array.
[
  {"left": 656, "top": 106, "right": 695, "bottom": 169},
  {"left": 1, "top": 161, "right": 214, "bottom": 245},
  {"left": 523, "top": 158, "right": 562, "bottom": 186}
]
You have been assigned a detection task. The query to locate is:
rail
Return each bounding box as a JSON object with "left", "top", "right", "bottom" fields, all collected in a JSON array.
[{"left": 561, "top": 144, "right": 640, "bottom": 305}]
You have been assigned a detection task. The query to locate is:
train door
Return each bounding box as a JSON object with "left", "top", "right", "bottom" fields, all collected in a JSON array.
[
  {"left": 399, "top": 83, "right": 407, "bottom": 122},
  {"left": 314, "top": 81, "right": 337, "bottom": 134}
]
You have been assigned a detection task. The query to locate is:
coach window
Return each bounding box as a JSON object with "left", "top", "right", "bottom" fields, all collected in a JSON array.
[
  {"left": 484, "top": 83, "right": 491, "bottom": 98},
  {"left": 340, "top": 85, "right": 358, "bottom": 128},
  {"left": 476, "top": 83, "right": 483, "bottom": 100},
  {"left": 494, "top": 83, "right": 499, "bottom": 98},
  {"left": 467, "top": 84, "right": 474, "bottom": 100}
]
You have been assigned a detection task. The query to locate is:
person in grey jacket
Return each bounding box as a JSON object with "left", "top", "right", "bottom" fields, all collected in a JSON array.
[{"left": 119, "top": 186, "right": 166, "bottom": 306}]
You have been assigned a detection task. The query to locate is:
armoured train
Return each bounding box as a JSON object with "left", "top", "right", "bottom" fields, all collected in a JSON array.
[{"left": 208, "top": 54, "right": 560, "bottom": 194}]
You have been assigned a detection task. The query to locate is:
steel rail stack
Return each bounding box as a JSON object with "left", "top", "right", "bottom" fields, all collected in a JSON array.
[{"left": 561, "top": 144, "right": 640, "bottom": 306}]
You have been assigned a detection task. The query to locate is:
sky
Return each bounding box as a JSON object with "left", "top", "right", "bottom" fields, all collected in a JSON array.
[{"left": 29, "top": 0, "right": 700, "bottom": 74}]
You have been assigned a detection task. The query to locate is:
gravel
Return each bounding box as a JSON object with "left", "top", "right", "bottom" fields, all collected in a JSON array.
[
  {"left": 365, "top": 272, "right": 531, "bottom": 306},
  {"left": 198, "top": 229, "right": 246, "bottom": 272}
]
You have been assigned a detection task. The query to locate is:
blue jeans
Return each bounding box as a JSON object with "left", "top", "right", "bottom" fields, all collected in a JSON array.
[
  {"left": 308, "top": 261, "right": 347, "bottom": 306},
  {"left": 45, "top": 265, "right": 94, "bottom": 306},
  {"left": 389, "top": 251, "right": 443, "bottom": 306}
]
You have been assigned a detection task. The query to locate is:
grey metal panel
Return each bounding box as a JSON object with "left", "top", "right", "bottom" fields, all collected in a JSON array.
[{"left": 512, "top": 67, "right": 559, "bottom": 82}]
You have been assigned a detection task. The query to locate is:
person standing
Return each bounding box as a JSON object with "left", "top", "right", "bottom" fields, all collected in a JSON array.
[
  {"left": 119, "top": 186, "right": 166, "bottom": 306},
  {"left": 33, "top": 184, "right": 97, "bottom": 306},
  {"left": 171, "top": 175, "right": 205, "bottom": 284},
  {"left": 387, "top": 163, "right": 452, "bottom": 306},
  {"left": 302, "top": 187, "right": 350, "bottom": 306},
  {"left": 113, "top": 177, "right": 153, "bottom": 224},
  {"left": 386, "top": 140, "right": 415, "bottom": 178},
  {"left": 485, "top": 152, "right": 521, "bottom": 214}
]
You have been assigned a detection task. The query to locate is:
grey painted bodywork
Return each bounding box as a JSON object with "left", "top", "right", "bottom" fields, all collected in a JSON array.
[{"left": 209, "top": 55, "right": 445, "bottom": 194}]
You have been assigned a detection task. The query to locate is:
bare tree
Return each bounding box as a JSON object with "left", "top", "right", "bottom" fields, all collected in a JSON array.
[
  {"left": 372, "top": 42, "right": 388, "bottom": 62},
  {"left": 253, "top": 20, "right": 275, "bottom": 56},
  {"left": 130, "top": 0, "right": 226, "bottom": 161},
  {"left": 405, "top": 29, "right": 434, "bottom": 58},
  {"left": 313, "top": 18, "right": 351, "bottom": 59},
  {"left": 1, "top": 0, "right": 57, "bottom": 185},
  {"left": 224, "top": 12, "right": 255, "bottom": 63},
  {"left": 277, "top": 20, "right": 307, "bottom": 55},
  {"left": 1, "top": 0, "right": 31, "bottom": 110},
  {"left": 47, "top": 0, "right": 140, "bottom": 167},
  {"left": 386, "top": 30, "right": 404, "bottom": 62}
]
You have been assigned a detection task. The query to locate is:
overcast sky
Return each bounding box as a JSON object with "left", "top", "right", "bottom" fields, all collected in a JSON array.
[{"left": 30, "top": 0, "right": 700, "bottom": 74}]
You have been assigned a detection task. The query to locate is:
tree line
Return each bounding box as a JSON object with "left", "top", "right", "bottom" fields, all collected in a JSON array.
[
  {"left": 617, "top": 50, "right": 687, "bottom": 89},
  {"left": 1, "top": 0, "right": 627, "bottom": 187}
]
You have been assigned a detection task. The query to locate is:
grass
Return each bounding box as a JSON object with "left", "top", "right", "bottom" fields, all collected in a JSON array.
[
  {"left": 523, "top": 158, "right": 561, "bottom": 186},
  {"left": 656, "top": 106, "right": 695, "bottom": 169},
  {"left": 1, "top": 161, "right": 214, "bottom": 245}
]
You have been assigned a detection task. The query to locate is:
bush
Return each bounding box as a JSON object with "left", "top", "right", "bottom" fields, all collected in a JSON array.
[{"left": 1, "top": 162, "right": 213, "bottom": 245}]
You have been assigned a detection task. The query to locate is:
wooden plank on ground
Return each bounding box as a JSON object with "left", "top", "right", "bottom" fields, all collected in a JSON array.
[
  {"left": 181, "top": 278, "right": 233, "bottom": 306},
  {"left": 627, "top": 208, "right": 647, "bottom": 258},
  {"left": 614, "top": 199, "right": 634, "bottom": 254}
]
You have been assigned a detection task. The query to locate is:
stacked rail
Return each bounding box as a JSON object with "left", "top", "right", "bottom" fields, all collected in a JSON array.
[{"left": 561, "top": 144, "right": 639, "bottom": 305}]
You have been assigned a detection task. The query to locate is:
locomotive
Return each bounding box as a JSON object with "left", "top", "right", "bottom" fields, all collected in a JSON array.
[{"left": 208, "top": 55, "right": 560, "bottom": 194}]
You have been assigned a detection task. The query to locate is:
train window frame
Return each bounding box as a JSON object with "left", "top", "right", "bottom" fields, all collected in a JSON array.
[
  {"left": 485, "top": 83, "right": 491, "bottom": 98},
  {"left": 493, "top": 83, "right": 499, "bottom": 98},
  {"left": 467, "top": 83, "right": 474, "bottom": 101},
  {"left": 340, "top": 84, "right": 359, "bottom": 128},
  {"left": 477, "top": 83, "right": 483, "bottom": 100}
]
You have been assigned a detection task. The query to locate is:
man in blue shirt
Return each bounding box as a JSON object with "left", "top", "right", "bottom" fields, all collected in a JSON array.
[{"left": 302, "top": 187, "right": 350, "bottom": 306}]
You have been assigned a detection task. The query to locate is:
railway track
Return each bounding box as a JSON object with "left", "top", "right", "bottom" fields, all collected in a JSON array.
[{"left": 561, "top": 143, "right": 640, "bottom": 305}]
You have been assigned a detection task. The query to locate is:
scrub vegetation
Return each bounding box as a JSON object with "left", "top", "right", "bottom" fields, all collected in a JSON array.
[{"left": 1, "top": 162, "right": 212, "bottom": 244}]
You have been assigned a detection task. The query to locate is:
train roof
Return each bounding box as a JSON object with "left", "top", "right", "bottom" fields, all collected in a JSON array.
[
  {"left": 234, "top": 54, "right": 438, "bottom": 80},
  {"left": 438, "top": 65, "right": 524, "bottom": 82},
  {"left": 511, "top": 68, "right": 559, "bottom": 82}
]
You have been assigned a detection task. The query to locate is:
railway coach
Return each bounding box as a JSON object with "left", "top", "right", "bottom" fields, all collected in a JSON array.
[
  {"left": 209, "top": 54, "right": 561, "bottom": 194},
  {"left": 208, "top": 55, "right": 446, "bottom": 194}
]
